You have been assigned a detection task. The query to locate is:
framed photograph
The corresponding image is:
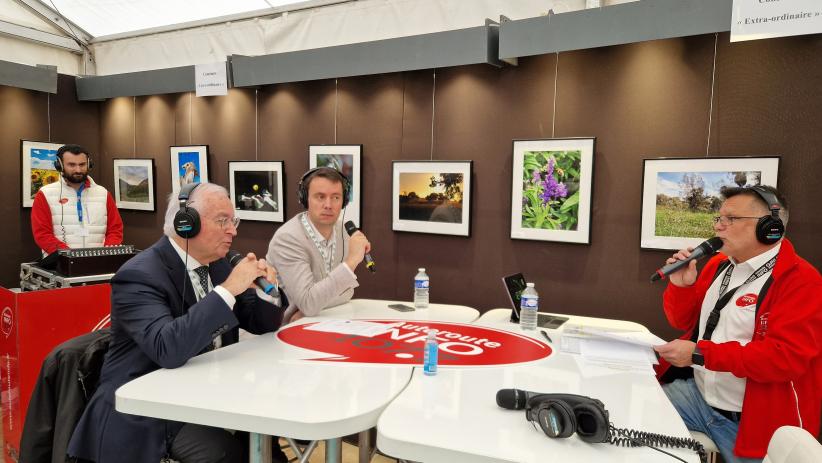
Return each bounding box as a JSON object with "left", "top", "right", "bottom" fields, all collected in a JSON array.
[
  {"left": 170, "top": 145, "right": 209, "bottom": 196},
  {"left": 113, "top": 158, "right": 156, "bottom": 211},
  {"left": 21, "top": 140, "right": 63, "bottom": 208},
  {"left": 641, "top": 156, "right": 780, "bottom": 250},
  {"left": 392, "top": 161, "right": 472, "bottom": 237},
  {"left": 510, "top": 138, "right": 596, "bottom": 244},
  {"left": 309, "top": 144, "right": 362, "bottom": 226},
  {"left": 228, "top": 161, "right": 285, "bottom": 223}
]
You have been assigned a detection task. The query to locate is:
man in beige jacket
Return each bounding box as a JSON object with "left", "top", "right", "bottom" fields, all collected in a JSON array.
[{"left": 267, "top": 167, "right": 371, "bottom": 323}]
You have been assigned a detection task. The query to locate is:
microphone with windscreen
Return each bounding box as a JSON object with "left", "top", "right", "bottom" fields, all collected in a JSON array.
[
  {"left": 343, "top": 221, "right": 376, "bottom": 273},
  {"left": 227, "top": 250, "right": 277, "bottom": 294},
  {"left": 650, "top": 237, "right": 723, "bottom": 283},
  {"left": 496, "top": 388, "right": 542, "bottom": 410}
]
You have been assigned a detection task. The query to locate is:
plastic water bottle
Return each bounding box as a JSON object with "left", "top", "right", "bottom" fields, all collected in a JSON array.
[
  {"left": 423, "top": 329, "right": 438, "bottom": 376},
  {"left": 520, "top": 282, "right": 539, "bottom": 331},
  {"left": 414, "top": 268, "right": 430, "bottom": 309}
]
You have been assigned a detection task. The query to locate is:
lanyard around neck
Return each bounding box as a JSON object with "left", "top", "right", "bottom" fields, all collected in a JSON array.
[
  {"left": 300, "top": 213, "right": 336, "bottom": 275},
  {"left": 702, "top": 256, "right": 777, "bottom": 340},
  {"left": 75, "top": 182, "right": 86, "bottom": 224}
]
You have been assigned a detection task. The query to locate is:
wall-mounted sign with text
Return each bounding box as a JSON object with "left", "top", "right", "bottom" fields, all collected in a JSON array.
[
  {"left": 731, "top": 0, "right": 822, "bottom": 42},
  {"left": 195, "top": 62, "right": 228, "bottom": 97}
]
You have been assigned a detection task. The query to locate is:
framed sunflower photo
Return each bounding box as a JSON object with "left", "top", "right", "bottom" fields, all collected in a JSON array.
[
  {"left": 510, "top": 138, "right": 596, "bottom": 244},
  {"left": 21, "top": 140, "right": 64, "bottom": 208}
]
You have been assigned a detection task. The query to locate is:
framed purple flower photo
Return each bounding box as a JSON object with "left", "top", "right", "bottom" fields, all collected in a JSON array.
[{"left": 510, "top": 138, "right": 595, "bottom": 244}]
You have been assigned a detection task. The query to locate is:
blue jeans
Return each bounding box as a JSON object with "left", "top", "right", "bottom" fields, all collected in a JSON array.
[{"left": 662, "top": 378, "right": 762, "bottom": 463}]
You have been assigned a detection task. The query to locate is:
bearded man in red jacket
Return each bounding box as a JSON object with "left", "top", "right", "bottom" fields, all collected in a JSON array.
[{"left": 654, "top": 185, "right": 821, "bottom": 463}]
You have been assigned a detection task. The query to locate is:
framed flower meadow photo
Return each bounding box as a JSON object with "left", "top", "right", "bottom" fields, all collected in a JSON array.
[
  {"left": 510, "top": 138, "right": 596, "bottom": 244},
  {"left": 21, "top": 140, "right": 64, "bottom": 208},
  {"left": 640, "top": 156, "right": 780, "bottom": 250},
  {"left": 392, "top": 161, "right": 472, "bottom": 237}
]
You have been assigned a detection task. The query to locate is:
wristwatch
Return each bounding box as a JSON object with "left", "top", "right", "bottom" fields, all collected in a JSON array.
[{"left": 692, "top": 345, "right": 705, "bottom": 366}]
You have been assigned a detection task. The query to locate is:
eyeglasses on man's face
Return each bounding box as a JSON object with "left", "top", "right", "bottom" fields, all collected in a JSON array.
[
  {"left": 213, "top": 216, "right": 241, "bottom": 230},
  {"left": 712, "top": 215, "right": 760, "bottom": 226}
]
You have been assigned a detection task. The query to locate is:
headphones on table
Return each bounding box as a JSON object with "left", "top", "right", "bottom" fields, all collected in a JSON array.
[
  {"left": 747, "top": 186, "right": 785, "bottom": 245},
  {"left": 525, "top": 393, "right": 611, "bottom": 443},
  {"left": 54, "top": 146, "right": 94, "bottom": 172},
  {"left": 174, "top": 182, "right": 202, "bottom": 239},
  {"left": 297, "top": 167, "right": 351, "bottom": 209}
]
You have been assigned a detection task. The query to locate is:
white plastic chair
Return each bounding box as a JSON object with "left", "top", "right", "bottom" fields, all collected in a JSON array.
[
  {"left": 763, "top": 426, "right": 822, "bottom": 463},
  {"left": 689, "top": 431, "right": 719, "bottom": 463}
]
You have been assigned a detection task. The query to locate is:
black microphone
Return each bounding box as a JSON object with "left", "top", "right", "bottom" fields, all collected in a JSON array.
[
  {"left": 227, "top": 250, "right": 277, "bottom": 295},
  {"left": 343, "top": 221, "right": 375, "bottom": 273},
  {"left": 496, "top": 388, "right": 542, "bottom": 410},
  {"left": 650, "top": 237, "right": 723, "bottom": 283}
]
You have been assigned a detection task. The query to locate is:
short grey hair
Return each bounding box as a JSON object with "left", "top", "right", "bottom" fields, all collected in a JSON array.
[{"left": 163, "top": 183, "right": 231, "bottom": 238}]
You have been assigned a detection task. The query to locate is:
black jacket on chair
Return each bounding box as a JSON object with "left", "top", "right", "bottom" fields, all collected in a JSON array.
[
  {"left": 66, "top": 236, "right": 284, "bottom": 463},
  {"left": 20, "top": 329, "right": 112, "bottom": 463}
]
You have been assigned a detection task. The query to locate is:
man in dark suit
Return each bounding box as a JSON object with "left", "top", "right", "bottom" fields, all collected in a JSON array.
[{"left": 68, "top": 183, "right": 285, "bottom": 463}]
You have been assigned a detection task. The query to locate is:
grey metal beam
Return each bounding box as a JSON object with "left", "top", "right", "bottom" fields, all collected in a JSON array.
[
  {"left": 500, "top": 0, "right": 733, "bottom": 59},
  {"left": 76, "top": 65, "right": 195, "bottom": 101},
  {"left": 231, "top": 24, "right": 503, "bottom": 87},
  {"left": 0, "top": 59, "right": 57, "bottom": 93},
  {"left": 0, "top": 19, "right": 83, "bottom": 53},
  {"left": 12, "top": 0, "right": 92, "bottom": 44}
]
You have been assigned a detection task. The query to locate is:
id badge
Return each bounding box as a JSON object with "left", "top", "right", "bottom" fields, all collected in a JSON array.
[{"left": 77, "top": 227, "right": 90, "bottom": 237}]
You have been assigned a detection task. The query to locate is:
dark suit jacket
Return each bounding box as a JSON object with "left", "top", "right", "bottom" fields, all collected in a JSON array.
[{"left": 67, "top": 236, "right": 284, "bottom": 463}]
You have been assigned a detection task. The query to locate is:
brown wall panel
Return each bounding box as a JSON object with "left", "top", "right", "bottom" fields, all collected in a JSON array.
[{"left": 2, "top": 33, "right": 820, "bottom": 342}]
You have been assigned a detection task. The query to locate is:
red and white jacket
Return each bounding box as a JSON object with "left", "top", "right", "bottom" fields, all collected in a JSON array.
[
  {"left": 31, "top": 175, "right": 124, "bottom": 254},
  {"left": 657, "top": 239, "right": 822, "bottom": 458}
]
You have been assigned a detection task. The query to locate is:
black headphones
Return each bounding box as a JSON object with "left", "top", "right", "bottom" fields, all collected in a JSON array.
[
  {"left": 174, "top": 182, "right": 202, "bottom": 239},
  {"left": 747, "top": 186, "right": 785, "bottom": 245},
  {"left": 297, "top": 167, "right": 351, "bottom": 209},
  {"left": 54, "top": 147, "right": 94, "bottom": 172},
  {"left": 525, "top": 393, "right": 611, "bottom": 443}
]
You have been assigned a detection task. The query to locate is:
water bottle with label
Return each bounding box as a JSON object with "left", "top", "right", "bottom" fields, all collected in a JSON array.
[
  {"left": 520, "top": 282, "right": 539, "bottom": 331},
  {"left": 414, "top": 268, "right": 430, "bottom": 309},
  {"left": 423, "top": 329, "right": 438, "bottom": 376}
]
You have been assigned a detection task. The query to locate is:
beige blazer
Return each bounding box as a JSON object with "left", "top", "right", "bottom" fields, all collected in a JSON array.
[{"left": 267, "top": 213, "right": 357, "bottom": 321}]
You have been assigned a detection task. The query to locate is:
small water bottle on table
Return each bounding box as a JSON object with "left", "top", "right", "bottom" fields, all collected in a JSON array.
[
  {"left": 423, "top": 329, "right": 438, "bottom": 376},
  {"left": 414, "top": 268, "right": 430, "bottom": 309},
  {"left": 520, "top": 282, "right": 539, "bottom": 331}
]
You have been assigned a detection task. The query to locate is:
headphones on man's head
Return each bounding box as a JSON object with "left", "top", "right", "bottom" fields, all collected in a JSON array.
[
  {"left": 174, "top": 182, "right": 202, "bottom": 239},
  {"left": 525, "top": 393, "right": 611, "bottom": 443},
  {"left": 297, "top": 167, "right": 351, "bottom": 209},
  {"left": 747, "top": 186, "right": 785, "bottom": 245},
  {"left": 54, "top": 146, "right": 94, "bottom": 172}
]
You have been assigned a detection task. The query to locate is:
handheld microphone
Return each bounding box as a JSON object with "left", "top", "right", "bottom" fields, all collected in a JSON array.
[
  {"left": 227, "top": 250, "right": 277, "bottom": 295},
  {"left": 496, "top": 388, "right": 543, "bottom": 410},
  {"left": 343, "top": 221, "right": 376, "bottom": 273},
  {"left": 650, "top": 237, "right": 723, "bottom": 283}
]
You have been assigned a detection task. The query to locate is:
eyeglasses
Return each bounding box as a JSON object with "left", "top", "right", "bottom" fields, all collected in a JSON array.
[
  {"left": 214, "top": 216, "right": 241, "bottom": 230},
  {"left": 712, "top": 215, "right": 760, "bottom": 226}
]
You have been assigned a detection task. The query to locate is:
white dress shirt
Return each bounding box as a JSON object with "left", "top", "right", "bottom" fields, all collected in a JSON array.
[{"left": 694, "top": 243, "right": 781, "bottom": 411}]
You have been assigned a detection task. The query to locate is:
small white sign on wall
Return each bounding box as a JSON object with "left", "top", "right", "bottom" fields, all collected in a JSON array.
[
  {"left": 195, "top": 62, "right": 228, "bottom": 96},
  {"left": 731, "top": 0, "right": 822, "bottom": 42}
]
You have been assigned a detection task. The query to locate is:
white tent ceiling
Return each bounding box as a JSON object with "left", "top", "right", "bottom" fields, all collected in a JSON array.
[{"left": 44, "top": 0, "right": 335, "bottom": 38}]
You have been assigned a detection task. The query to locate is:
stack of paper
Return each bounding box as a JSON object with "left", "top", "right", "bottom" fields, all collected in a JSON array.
[
  {"left": 559, "top": 324, "right": 666, "bottom": 373},
  {"left": 304, "top": 320, "right": 402, "bottom": 337}
]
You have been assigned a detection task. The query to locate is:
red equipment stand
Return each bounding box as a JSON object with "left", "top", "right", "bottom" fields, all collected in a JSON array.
[{"left": 0, "top": 284, "right": 111, "bottom": 463}]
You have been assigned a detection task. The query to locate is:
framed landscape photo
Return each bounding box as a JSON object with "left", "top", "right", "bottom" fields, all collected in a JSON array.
[
  {"left": 640, "top": 156, "right": 780, "bottom": 250},
  {"left": 113, "top": 158, "right": 156, "bottom": 211},
  {"left": 170, "top": 145, "right": 209, "bottom": 196},
  {"left": 392, "top": 161, "right": 472, "bottom": 237},
  {"left": 21, "top": 140, "right": 63, "bottom": 208},
  {"left": 510, "top": 138, "right": 596, "bottom": 244},
  {"left": 228, "top": 161, "right": 285, "bottom": 223},
  {"left": 309, "top": 144, "right": 362, "bottom": 226}
]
